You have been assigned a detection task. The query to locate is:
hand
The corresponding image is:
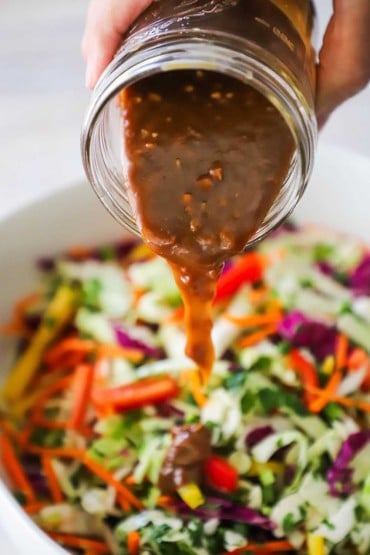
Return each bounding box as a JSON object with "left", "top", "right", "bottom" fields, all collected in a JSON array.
[
  {"left": 82, "top": 0, "right": 370, "bottom": 125},
  {"left": 316, "top": 0, "right": 370, "bottom": 126}
]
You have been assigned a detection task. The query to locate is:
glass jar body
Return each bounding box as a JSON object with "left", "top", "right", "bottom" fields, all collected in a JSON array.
[{"left": 81, "top": 0, "right": 317, "bottom": 244}]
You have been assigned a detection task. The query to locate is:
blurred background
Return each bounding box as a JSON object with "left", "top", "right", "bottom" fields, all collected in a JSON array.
[{"left": 0, "top": 0, "right": 369, "bottom": 221}]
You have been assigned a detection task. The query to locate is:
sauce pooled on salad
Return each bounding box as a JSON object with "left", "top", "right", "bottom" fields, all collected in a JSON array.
[
  {"left": 121, "top": 70, "right": 294, "bottom": 382},
  {"left": 158, "top": 424, "right": 211, "bottom": 494}
]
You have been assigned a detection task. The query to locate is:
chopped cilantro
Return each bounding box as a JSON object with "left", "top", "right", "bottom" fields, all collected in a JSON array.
[
  {"left": 314, "top": 243, "right": 334, "bottom": 262},
  {"left": 224, "top": 370, "right": 247, "bottom": 390},
  {"left": 323, "top": 402, "right": 343, "bottom": 423},
  {"left": 240, "top": 390, "right": 256, "bottom": 414},
  {"left": 82, "top": 278, "right": 102, "bottom": 310},
  {"left": 282, "top": 512, "right": 297, "bottom": 534}
]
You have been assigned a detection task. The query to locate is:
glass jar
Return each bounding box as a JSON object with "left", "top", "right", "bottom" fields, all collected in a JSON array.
[{"left": 81, "top": 0, "right": 317, "bottom": 244}]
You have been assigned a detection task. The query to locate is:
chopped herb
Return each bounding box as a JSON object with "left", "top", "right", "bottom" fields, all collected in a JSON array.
[
  {"left": 282, "top": 512, "right": 297, "bottom": 534},
  {"left": 224, "top": 370, "right": 247, "bottom": 390},
  {"left": 314, "top": 243, "right": 334, "bottom": 262}
]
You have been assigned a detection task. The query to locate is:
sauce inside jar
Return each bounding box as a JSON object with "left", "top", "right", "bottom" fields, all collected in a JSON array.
[{"left": 121, "top": 70, "right": 294, "bottom": 381}]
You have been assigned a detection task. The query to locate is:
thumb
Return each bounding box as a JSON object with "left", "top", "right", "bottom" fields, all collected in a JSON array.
[
  {"left": 316, "top": 0, "right": 370, "bottom": 127},
  {"left": 82, "top": 0, "right": 153, "bottom": 90}
]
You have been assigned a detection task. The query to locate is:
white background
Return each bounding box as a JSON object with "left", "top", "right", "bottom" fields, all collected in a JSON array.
[{"left": 0, "top": 0, "right": 369, "bottom": 552}]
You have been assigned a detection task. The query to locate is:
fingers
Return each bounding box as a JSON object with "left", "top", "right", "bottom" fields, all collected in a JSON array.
[
  {"left": 316, "top": 0, "right": 370, "bottom": 127},
  {"left": 82, "top": 0, "right": 153, "bottom": 89}
]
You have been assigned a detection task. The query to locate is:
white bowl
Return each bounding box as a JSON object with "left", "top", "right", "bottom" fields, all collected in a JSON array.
[{"left": 0, "top": 143, "right": 369, "bottom": 554}]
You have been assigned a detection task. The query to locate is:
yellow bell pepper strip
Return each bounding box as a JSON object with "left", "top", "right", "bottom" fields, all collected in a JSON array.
[
  {"left": 2, "top": 284, "right": 79, "bottom": 402},
  {"left": 177, "top": 483, "right": 205, "bottom": 509},
  {"left": 307, "top": 534, "right": 326, "bottom": 555}
]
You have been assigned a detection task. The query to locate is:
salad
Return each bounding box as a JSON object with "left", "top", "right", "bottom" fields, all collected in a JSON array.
[{"left": 1, "top": 223, "right": 370, "bottom": 555}]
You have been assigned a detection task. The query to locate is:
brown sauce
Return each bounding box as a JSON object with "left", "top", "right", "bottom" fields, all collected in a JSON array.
[
  {"left": 121, "top": 70, "right": 294, "bottom": 381},
  {"left": 158, "top": 424, "right": 211, "bottom": 495}
]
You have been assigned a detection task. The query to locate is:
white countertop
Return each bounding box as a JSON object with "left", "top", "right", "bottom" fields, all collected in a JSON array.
[{"left": 0, "top": 1, "right": 369, "bottom": 553}]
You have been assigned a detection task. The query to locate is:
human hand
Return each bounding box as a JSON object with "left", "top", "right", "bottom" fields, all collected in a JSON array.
[
  {"left": 316, "top": 0, "right": 370, "bottom": 126},
  {"left": 82, "top": 0, "right": 370, "bottom": 125}
]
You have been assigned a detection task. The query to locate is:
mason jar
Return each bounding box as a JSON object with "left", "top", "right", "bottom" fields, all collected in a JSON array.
[{"left": 81, "top": 0, "right": 317, "bottom": 244}]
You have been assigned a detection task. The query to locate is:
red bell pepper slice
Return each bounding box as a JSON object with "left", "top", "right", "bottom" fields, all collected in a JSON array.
[
  {"left": 92, "top": 375, "right": 178, "bottom": 411},
  {"left": 204, "top": 455, "right": 238, "bottom": 492},
  {"left": 214, "top": 252, "right": 264, "bottom": 304}
]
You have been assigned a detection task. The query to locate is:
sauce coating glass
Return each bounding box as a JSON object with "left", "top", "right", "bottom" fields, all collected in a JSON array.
[{"left": 81, "top": 0, "right": 317, "bottom": 246}]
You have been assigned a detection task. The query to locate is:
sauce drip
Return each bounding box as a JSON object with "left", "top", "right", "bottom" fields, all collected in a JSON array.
[
  {"left": 122, "top": 70, "right": 294, "bottom": 381},
  {"left": 158, "top": 424, "right": 211, "bottom": 495}
]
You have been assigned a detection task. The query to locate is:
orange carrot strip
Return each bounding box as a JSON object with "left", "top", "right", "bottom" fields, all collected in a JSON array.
[
  {"left": 47, "top": 532, "right": 110, "bottom": 554},
  {"left": 305, "top": 384, "right": 370, "bottom": 413},
  {"left": 67, "top": 245, "right": 94, "bottom": 261},
  {"left": 190, "top": 371, "right": 207, "bottom": 408},
  {"left": 44, "top": 338, "right": 95, "bottom": 367},
  {"left": 26, "top": 446, "right": 85, "bottom": 459},
  {"left": 125, "top": 475, "right": 136, "bottom": 486},
  {"left": 24, "top": 502, "right": 48, "bottom": 514},
  {"left": 41, "top": 456, "right": 63, "bottom": 503},
  {"left": 238, "top": 324, "right": 278, "bottom": 348},
  {"left": 223, "top": 311, "right": 282, "bottom": 327},
  {"left": 0, "top": 419, "right": 21, "bottom": 443},
  {"left": 31, "top": 375, "right": 72, "bottom": 422},
  {"left": 83, "top": 455, "right": 143, "bottom": 510},
  {"left": 157, "top": 495, "right": 174, "bottom": 508},
  {"left": 335, "top": 333, "right": 349, "bottom": 371},
  {"left": 309, "top": 370, "right": 342, "bottom": 413},
  {"left": 117, "top": 492, "right": 130, "bottom": 512},
  {"left": 289, "top": 349, "right": 319, "bottom": 405},
  {"left": 1, "top": 293, "right": 41, "bottom": 337},
  {"left": 68, "top": 364, "right": 95, "bottom": 430},
  {"left": 0, "top": 434, "right": 36, "bottom": 503},
  {"left": 96, "top": 343, "right": 144, "bottom": 363},
  {"left": 348, "top": 348, "right": 369, "bottom": 371},
  {"left": 223, "top": 540, "right": 294, "bottom": 554},
  {"left": 127, "top": 531, "right": 141, "bottom": 555}
]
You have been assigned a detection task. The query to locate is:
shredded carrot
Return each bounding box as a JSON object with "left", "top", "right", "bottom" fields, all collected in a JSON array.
[
  {"left": 309, "top": 370, "right": 342, "bottom": 413},
  {"left": 127, "top": 530, "right": 141, "bottom": 555},
  {"left": 125, "top": 474, "right": 137, "bottom": 486},
  {"left": 1, "top": 293, "right": 41, "bottom": 337},
  {"left": 0, "top": 434, "right": 36, "bottom": 503},
  {"left": 238, "top": 324, "right": 278, "bottom": 348},
  {"left": 26, "top": 446, "right": 85, "bottom": 459},
  {"left": 157, "top": 495, "right": 174, "bottom": 508},
  {"left": 67, "top": 245, "right": 94, "bottom": 261},
  {"left": 30, "top": 375, "right": 72, "bottom": 423},
  {"left": 23, "top": 501, "right": 48, "bottom": 514},
  {"left": 31, "top": 417, "right": 69, "bottom": 431},
  {"left": 348, "top": 348, "right": 369, "bottom": 371},
  {"left": 180, "top": 369, "right": 207, "bottom": 407},
  {"left": 117, "top": 492, "right": 131, "bottom": 512},
  {"left": 305, "top": 384, "right": 370, "bottom": 413},
  {"left": 223, "top": 540, "right": 294, "bottom": 554},
  {"left": 96, "top": 343, "right": 144, "bottom": 363},
  {"left": 335, "top": 333, "right": 349, "bottom": 371},
  {"left": 289, "top": 349, "right": 319, "bottom": 405},
  {"left": 68, "top": 364, "right": 95, "bottom": 430},
  {"left": 83, "top": 455, "right": 143, "bottom": 510},
  {"left": 44, "top": 337, "right": 95, "bottom": 367},
  {"left": 223, "top": 310, "right": 282, "bottom": 327},
  {"left": 0, "top": 419, "right": 21, "bottom": 443},
  {"left": 247, "top": 286, "right": 269, "bottom": 304},
  {"left": 41, "top": 456, "right": 63, "bottom": 503},
  {"left": 47, "top": 532, "right": 110, "bottom": 554}
]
